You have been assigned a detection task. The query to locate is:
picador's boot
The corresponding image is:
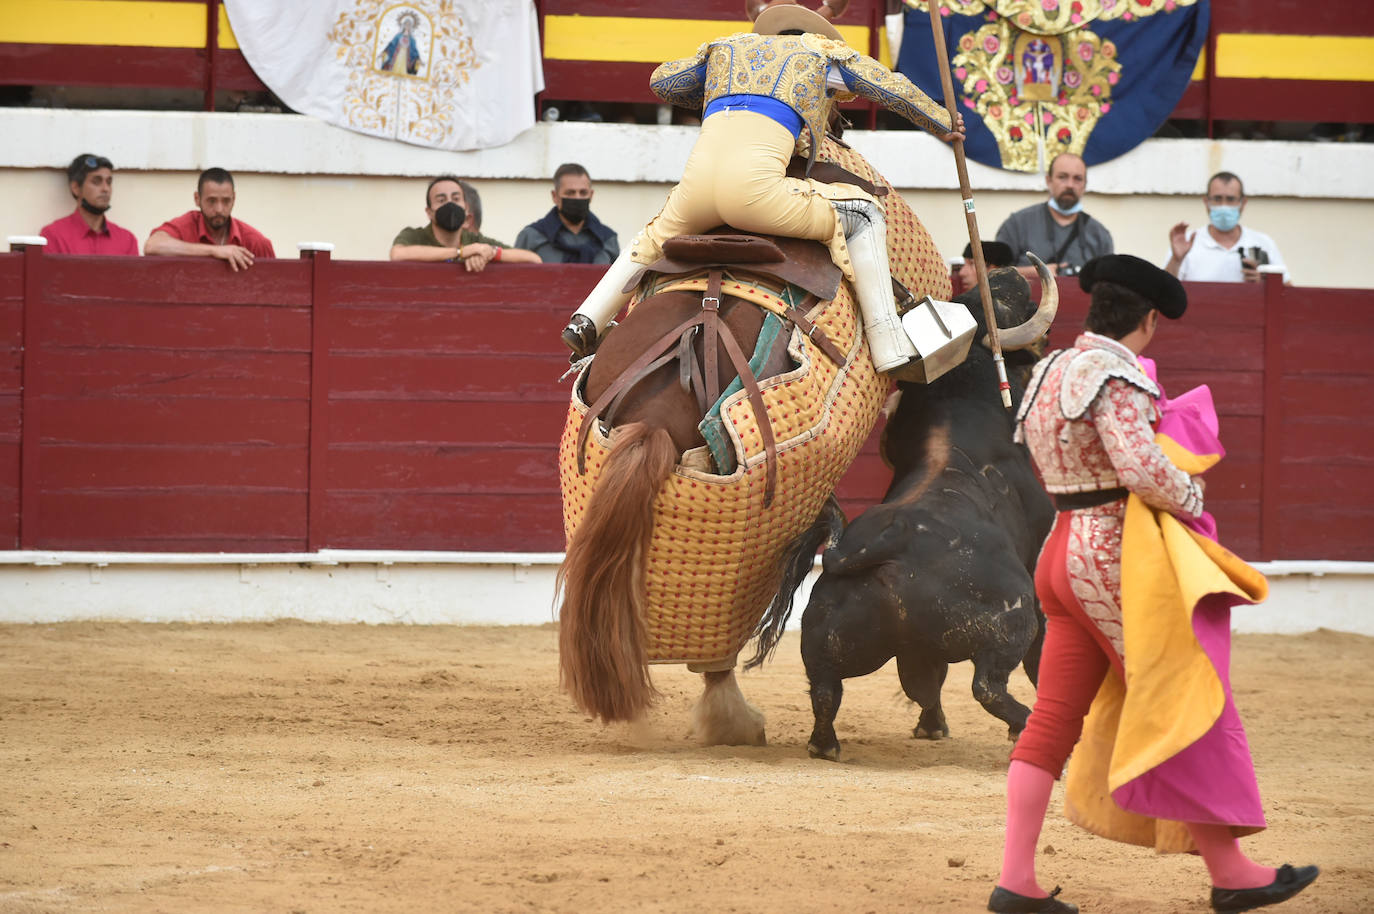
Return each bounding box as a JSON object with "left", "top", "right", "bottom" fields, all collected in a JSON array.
[
  {"left": 562, "top": 248, "right": 643, "bottom": 359},
  {"left": 832, "top": 198, "right": 918, "bottom": 375}
]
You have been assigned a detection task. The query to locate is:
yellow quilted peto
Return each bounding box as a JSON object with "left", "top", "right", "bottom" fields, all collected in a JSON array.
[{"left": 558, "top": 140, "right": 952, "bottom": 666}]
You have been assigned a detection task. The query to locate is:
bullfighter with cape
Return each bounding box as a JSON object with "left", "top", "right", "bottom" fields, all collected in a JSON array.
[{"left": 990, "top": 254, "right": 1320, "bottom": 914}]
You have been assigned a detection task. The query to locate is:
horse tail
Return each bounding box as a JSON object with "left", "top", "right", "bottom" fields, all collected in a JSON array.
[
  {"left": 744, "top": 495, "right": 847, "bottom": 671},
  {"left": 557, "top": 422, "right": 677, "bottom": 723}
]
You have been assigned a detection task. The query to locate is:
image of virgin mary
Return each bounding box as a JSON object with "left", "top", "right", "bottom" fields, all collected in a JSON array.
[{"left": 380, "top": 12, "right": 422, "bottom": 75}]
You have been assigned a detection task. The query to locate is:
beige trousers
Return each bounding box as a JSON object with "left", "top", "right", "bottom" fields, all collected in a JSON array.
[{"left": 628, "top": 109, "right": 876, "bottom": 283}]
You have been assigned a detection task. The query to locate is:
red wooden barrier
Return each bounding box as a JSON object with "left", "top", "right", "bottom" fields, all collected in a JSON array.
[{"left": 1, "top": 247, "right": 1369, "bottom": 560}]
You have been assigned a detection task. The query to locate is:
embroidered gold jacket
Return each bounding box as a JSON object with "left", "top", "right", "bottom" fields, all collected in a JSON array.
[{"left": 650, "top": 32, "right": 951, "bottom": 163}]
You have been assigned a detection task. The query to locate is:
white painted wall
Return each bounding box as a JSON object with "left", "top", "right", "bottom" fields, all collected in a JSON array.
[
  {"left": 3, "top": 110, "right": 1371, "bottom": 287},
  {"left": 0, "top": 553, "right": 1368, "bottom": 636}
]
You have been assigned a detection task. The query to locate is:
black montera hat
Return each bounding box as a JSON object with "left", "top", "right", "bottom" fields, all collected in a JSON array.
[
  {"left": 1079, "top": 254, "right": 1187, "bottom": 319},
  {"left": 961, "top": 240, "right": 1015, "bottom": 269}
]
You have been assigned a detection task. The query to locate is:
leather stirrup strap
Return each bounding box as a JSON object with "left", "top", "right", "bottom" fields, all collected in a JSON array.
[
  {"left": 702, "top": 270, "right": 722, "bottom": 411},
  {"left": 576, "top": 310, "right": 709, "bottom": 474},
  {"left": 605, "top": 345, "right": 683, "bottom": 430},
  {"left": 782, "top": 294, "right": 848, "bottom": 366},
  {"left": 677, "top": 326, "right": 709, "bottom": 415},
  {"left": 712, "top": 315, "right": 779, "bottom": 508}
]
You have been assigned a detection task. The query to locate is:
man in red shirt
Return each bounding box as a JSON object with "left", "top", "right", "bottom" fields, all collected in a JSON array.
[
  {"left": 144, "top": 167, "right": 275, "bottom": 271},
  {"left": 39, "top": 153, "right": 140, "bottom": 256}
]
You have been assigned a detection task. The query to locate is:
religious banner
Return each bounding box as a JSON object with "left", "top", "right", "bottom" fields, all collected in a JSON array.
[
  {"left": 897, "top": 0, "right": 1207, "bottom": 172},
  {"left": 224, "top": 0, "right": 544, "bottom": 151}
]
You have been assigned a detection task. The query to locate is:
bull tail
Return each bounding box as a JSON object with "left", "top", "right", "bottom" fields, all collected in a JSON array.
[
  {"left": 556, "top": 422, "right": 676, "bottom": 723},
  {"left": 744, "top": 495, "right": 846, "bottom": 671}
]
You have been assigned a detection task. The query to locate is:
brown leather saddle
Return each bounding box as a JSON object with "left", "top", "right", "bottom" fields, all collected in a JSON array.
[{"left": 577, "top": 158, "right": 898, "bottom": 506}]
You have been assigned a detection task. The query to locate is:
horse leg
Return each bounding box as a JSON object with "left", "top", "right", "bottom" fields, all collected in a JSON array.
[
  {"left": 896, "top": 650, "right": 950, "bottom": 740},
  {"left": 689, "top": 669, "right": 766, "bottom": 747}
]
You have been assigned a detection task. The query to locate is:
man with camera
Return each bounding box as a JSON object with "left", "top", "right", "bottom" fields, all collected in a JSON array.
[
  {"left": 995, "top": 152, "right": 1113, "bottom": 280},
  {"left": 1165, "top": 171, "right": 1290, "bottom": 284}
]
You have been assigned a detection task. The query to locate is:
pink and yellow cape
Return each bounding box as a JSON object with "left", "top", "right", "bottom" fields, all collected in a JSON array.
[{"left": 1064, "top": 363, "right": 1269, "bottom": 853}]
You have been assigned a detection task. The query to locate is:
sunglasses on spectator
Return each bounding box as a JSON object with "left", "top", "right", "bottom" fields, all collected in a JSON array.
[{"left": 83, "top": 156, "right": 113, "bottom": 170}]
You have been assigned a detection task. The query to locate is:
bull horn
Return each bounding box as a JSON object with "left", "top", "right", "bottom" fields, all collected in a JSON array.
[
  {"left": 820, "top": 0, "right": 851, "bottom": 18},
  {"left": 988, "top": 252, "right": 1059, "bottom": 350}
]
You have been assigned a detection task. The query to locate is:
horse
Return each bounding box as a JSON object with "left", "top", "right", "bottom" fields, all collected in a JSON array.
[{"left": 555, "top": 140, "right": 1023, "bottom": 745}]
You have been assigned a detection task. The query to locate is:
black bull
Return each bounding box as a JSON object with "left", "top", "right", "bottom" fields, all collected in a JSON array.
[{"left": 791, "top": 269, "right": 1055, "bottom": 761}]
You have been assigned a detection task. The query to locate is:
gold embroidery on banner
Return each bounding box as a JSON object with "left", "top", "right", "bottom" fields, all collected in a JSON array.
[
  {"left": 903, "top": 0, "right": 1196, "bottom": 171},
  {"left": 329, "top": 0, "right": 479, "bottom": 147}
]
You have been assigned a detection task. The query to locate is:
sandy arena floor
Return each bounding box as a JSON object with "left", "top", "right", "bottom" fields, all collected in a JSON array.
[{"left": 0, "top": 622, "right": 1370, "bottom": 913}]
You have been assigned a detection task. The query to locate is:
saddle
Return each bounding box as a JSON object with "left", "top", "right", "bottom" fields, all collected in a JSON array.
[{"left": 576, "top": 158, "right": 900, "bottom": 508}]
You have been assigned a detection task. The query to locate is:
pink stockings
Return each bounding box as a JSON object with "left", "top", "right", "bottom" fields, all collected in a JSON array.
[
  {"left": 995, "top": 760, "right": 1275, "bottom": 898},
  {"left": 997, "top": 760, "right": 1055, "bottom": 897},
  {"left": 1188, "top": 822, "right": 1275, "bottom": 890}
]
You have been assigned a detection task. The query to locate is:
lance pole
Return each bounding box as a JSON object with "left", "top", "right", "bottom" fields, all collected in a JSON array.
[{"left": 925, "top": 1, "right": 1013, "bottom": 408}]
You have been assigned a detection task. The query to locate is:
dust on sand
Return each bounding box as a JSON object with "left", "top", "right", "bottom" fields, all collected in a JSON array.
[{"left": 1, "top": 623, "right": 1370, "bottom": 913}]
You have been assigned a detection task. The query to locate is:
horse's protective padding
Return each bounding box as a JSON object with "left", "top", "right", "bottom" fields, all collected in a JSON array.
[{"left": 558, "top": 141, "right": 952, "bottom": 666}]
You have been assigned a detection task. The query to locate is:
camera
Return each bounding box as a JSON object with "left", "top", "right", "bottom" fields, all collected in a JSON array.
[{"left": 1239, "top": 247, "right": 1269, "bottom": 266}]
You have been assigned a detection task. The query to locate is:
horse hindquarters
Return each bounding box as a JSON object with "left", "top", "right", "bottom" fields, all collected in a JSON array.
[{"left": 557, "top": 423, "right": 677, "bottom": 723}]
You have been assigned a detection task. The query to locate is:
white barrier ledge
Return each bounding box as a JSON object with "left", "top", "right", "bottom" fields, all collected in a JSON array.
[
  {"left": 0, "top": 550, "right": 566, "bottom": 567},
  {"left": 0, "top": 551, "right": 1368, "bottom": 634}
]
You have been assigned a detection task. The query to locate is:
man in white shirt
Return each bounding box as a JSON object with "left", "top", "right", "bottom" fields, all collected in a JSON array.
[{"left": 1164, "top": 171, "right": 1290, "bottom": 284}]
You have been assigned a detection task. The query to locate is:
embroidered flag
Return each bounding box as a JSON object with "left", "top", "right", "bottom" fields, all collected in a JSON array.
[
  {"left": 224, "top": 0, "right": 544, "bottom": 151},
  {"left": 897, "top": 0, "right": 1207, "bottom": 172}
]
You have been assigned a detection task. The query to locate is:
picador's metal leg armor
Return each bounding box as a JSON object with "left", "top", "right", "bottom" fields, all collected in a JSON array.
[
  {"left": 832, "top": 199, "right": 918, "bottom": 374},
  {"left": 561, "top": 247, "right": 643, "bottom": 359}
]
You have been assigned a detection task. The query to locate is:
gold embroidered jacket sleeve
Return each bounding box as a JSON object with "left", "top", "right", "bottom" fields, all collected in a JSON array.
[
  {"left": 833, "top": 51, "right": 950, "bottom": 136},
  {"left": 649, "top": 43, "right": 710, "bottom": 110}
]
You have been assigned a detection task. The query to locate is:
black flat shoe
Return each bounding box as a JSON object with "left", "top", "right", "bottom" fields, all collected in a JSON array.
[
  {"left": 1211, "top": 864, "right": 1319, "bottom": 912},
  {"left": 988, "top": 884, "right": 1079, "bottom": 913}
]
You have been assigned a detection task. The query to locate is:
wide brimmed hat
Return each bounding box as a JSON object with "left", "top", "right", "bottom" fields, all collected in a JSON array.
[
  {"left": 750, "top": 1, "right": 845, "bottom": 43},
  {"left": 1079, "top": 254, "right": 1187, "bottom": 319}
]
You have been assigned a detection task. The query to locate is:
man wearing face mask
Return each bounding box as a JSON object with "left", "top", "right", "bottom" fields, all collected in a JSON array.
[
  {"left": 1164, "top": 171, "right": 1290, "bottom": 284},
  {"left": 995, "top": 153, "right": 1113, "bottom": 279},
  {"left": 514, "top": 163, "right": 620, "bottom": 265},
  {"left": 390, "top": 175, "right": 539, "bottom": 271},
  {"left": 40, "top": 153, "right": 140, "bottom": 255}
]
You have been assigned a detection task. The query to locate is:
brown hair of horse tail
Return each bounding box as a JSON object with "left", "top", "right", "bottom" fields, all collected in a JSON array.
[{"left": 556, "top": 423, "right": 676, "bottom": 723}]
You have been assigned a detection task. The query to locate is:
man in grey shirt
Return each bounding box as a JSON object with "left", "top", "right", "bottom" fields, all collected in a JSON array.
[{"left": 995, "top": 153, "right": 1113, "bottom": 279}]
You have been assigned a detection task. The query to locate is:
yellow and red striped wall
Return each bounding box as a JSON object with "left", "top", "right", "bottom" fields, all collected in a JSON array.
[{"left": 1, "top": 0, "right": 1371, "bottom": 125}]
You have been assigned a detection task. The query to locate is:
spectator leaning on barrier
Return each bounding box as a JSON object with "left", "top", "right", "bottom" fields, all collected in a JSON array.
[
  {"left": 39, "top": 153, "right": 140, "bottom": 255},
  {"left": 390, "top": 175, "right": 539, "bottom": 272},
  {"left": 144, "top": 167, "right": 275, "bottom": 271},
  {"left": 1165, "top": 171, "right": 1290, "bottom": 284},
  {"left": 995, "top": 153, "right": 1113, "bottom": 280},
  {"left": 514, "top": 163, "right": 620, "bottom": 265}
]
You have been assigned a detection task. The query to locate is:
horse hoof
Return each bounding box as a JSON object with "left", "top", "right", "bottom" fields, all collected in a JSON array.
[
  {"left": 808, "top": 742, "right": 840, "bottom": 761},
  {"left": 913, "top": 726, "right": 949, "bottom": 740}
]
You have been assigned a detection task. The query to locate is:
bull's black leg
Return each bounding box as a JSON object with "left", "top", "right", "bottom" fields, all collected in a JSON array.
[
  {"left": 1020, "top": 603, "right": 1046, "bottom": 687},
  {"left": 806, "top": 675, "right": 844, "bottom": 761},
  {"left": 896, "top": 652, "right": 950, "bottom": 740},
  {"left": 970, "top": 648, "right": 1032, "bottom": 740}
]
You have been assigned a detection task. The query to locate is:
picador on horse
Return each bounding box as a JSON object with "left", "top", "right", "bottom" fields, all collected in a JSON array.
[{"left": 555, "top": 0, "right": 1056, "bottom": 744}]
